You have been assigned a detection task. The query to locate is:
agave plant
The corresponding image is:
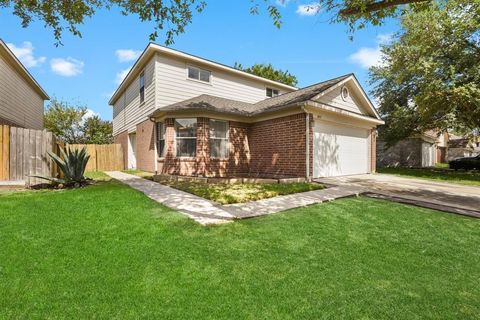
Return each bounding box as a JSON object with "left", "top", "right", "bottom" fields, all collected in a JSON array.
[{"left": 34, "top": 147, "right": 90, "bottom": 186}]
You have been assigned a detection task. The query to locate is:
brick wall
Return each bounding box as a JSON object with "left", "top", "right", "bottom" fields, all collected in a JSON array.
[
  {"left": 136, "top": 119, "right": 155, "bottom": 172},
  {"left": 158, "top": 118, "right": 251, "bottom": 177},
  {"left": 113, "top": 130, "right": 128, "bottom": 169},
  {"left": 249, "top": 113, "right": 307, "bottom": 177}
]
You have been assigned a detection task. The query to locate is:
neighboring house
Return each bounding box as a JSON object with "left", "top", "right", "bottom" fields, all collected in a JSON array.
[
  {"left": 377, "top": 131, "right": 449, "bottom": 168},
  {"left": 447, "top": 136, "right": 480, "bottom": 161},
  {"left": 0, "top": 39, "right": 49, "bottom": 129},
  {"left": 109, "top": 43, "right": 383, "bottom": 178}
]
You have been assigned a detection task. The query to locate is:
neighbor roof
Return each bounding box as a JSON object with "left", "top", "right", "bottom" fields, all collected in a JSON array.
[
  {"left": 0, "top": 39, "right": 49, "bottom": 100},
  {"left": 109, "top": 43, "right": 298, "bottom": 105},
  {"left": 150, "top": 74, "right": 377, "bottom": 120},
  {"left": 449, "top": 138, "right": 471, "bottom": 149}
]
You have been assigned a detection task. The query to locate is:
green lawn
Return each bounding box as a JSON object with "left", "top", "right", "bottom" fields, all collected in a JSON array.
[
  {"left": 378, "top": 167, "right": 480, "bottom": 186},
  {"left": 161, "top": 180, "right": 324, "bottom": 204},
  {"left": 1, "top": 177, "right": 479, "bottom": 319},
  {"left": 121, "top": 170, "right": 323, "bottom": 204}
]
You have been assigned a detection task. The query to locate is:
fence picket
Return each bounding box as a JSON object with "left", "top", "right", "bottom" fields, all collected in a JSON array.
[
  {"left": 1, "top": 125, "right": 125, "bottom": 184},
  {"left": 66, "top": 144, "right": 124, "bottom": 172}
]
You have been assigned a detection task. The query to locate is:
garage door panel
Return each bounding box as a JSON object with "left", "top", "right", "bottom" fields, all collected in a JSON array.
[{"left": 313, "top": 121, "right": 369, "bottom": 177}]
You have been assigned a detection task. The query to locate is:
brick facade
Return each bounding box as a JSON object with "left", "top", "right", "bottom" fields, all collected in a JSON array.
[
  {"left": 136, "top": 119, "right": 156, "bottom": 172},
  {"left": 113, "top": 130, "right": 128, "bottom": 169},
  {"left": 158, "top": 118, "right": 252, "bottom": 177},
  {"left": 155, "top": 113, "right": 307, "bottom": 177},
  {"left": 249, "top": 113, "right": 307, "bottom": 177},
  {"left": 114, "top": 112, "right": 380, "bottom": 177}
]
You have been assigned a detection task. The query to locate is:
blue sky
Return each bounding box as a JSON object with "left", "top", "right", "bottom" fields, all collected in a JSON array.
[{"left": 0, "top": 0, "right": 399, "bottom": 120}]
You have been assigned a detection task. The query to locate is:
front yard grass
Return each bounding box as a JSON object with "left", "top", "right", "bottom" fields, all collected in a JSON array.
[
  {"left": 121, "top": 170, "right": 324, "bottom": 204},
  {"left": 1, "top": 177, "right": 479, "bottom": 318},
  {"left": 378, "top": 167, "right": 480, "bottom": 186},
  {"left": 162, "top": 180, "right": 324, "bottom": 204}
]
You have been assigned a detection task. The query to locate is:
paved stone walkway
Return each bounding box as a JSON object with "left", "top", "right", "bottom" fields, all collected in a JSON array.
[
  {"left": 106, "top": 171, "right": 361, "bottom": 225},
  {"left": 106, "top": 171, "right": 235, "bottom": 225},
  {"left": 225, "top": 186, "right": 362, "bottom": 219}
]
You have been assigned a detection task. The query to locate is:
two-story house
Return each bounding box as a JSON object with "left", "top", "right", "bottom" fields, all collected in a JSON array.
[
  {"left": 109, "top": 43, "right": 383, "bottom": 178},
  {"left": 0, "top": 39, "right": 49, "bottom": 129}
]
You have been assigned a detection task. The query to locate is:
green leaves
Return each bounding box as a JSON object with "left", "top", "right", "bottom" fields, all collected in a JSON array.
[
  {"left": 1, "top": 0, "right": 436, "bottom": 46},
  {"left": 234, "top": 62, "right": 298, "bottom": 86},
  {"left": 44, "top": 99, "right": 113, "bottom": 144},
  {"left": 371, "top": 0, "right": 480, "bottom": 145}
]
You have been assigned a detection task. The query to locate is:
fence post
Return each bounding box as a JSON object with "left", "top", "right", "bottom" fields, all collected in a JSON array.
[{"left": 0, "top": 125, "right": 10, "bottom": 180}]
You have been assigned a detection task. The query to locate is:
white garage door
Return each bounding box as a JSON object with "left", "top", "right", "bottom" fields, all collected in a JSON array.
[{"left": 313, "top": 120, "right": 369, "bottom": 177}]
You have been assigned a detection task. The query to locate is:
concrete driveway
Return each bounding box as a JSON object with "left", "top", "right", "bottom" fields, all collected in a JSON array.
[{"left": 315, "top": 174, "right": 480, "bottom": 218}]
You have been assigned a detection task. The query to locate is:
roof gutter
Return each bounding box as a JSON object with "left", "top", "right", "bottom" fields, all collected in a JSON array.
[{"left": 305, "top": 100, "right": 385, "bottom": 125}]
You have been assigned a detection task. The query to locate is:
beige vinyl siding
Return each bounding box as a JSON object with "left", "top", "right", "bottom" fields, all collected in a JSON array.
[
  {"left": 0, "top": 53, "right": 44, "bottom": 129},
  {"left": 113, "top": 53, "right": 292, "bottom": 135},
  {"left": 113, "top": 57, "right": 156, "bottom": 136},
  {"left": 154, "top": 54, "right": 288, "bottom": 109},
  {"left": 317, "top": 85, "right": 368, "bottom": 115}
]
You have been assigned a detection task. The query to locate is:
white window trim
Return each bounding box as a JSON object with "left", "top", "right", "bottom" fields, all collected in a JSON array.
[
  {"left": 175, "top": 118, "right": 197, "bottom": 159},
  {"left": 341, "top": 86, "right": 349, "bottom": 101},
  {"left": 209, "top": 119, "right": 230, "bottom": 160},
  {"left": 186, "top": 65, "right": 212, "bottom": 85},
  {"left": 266, "top": 87, "right": 279, "bottom": 98},
  {"left": 156, "top": 122, "right": 166, "bottom": 159}
]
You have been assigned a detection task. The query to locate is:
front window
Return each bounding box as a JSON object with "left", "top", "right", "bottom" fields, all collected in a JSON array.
[
  {"left": 156, "top": 122, "right": 165, "bottom": 157},
  {"left": 175, "top": 119, "right": 197, "bottom": 157},
  {"left": 266, "top": 88, "right": 279, "bottom": 98},
  {"left": 188, "top": 66, "right": 211, "bottom": 83},
  {"left": 209, "top": 120, "right": 229, "bottom": 158},
  {"left": 139, "top": 72, "right": 145, "bottom": 103}
]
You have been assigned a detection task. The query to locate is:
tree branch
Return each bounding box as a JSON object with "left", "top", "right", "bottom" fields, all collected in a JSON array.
[{"left": 339, "top": 0, "right": 430, "bottom": 16}]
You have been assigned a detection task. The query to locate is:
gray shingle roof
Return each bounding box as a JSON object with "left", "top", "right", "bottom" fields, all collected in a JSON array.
[
  {"left": 158, "top": 95, "right": 254, "bottom": 116},
  {"left": 151, "top": 74, "right": 352, "bottom": 118},
  {"left": 251, "top": 74, "right": 352, "bottom": 114}
]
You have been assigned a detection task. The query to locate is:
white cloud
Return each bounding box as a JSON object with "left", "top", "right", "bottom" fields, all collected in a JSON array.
[
  {"left": 115, "top": 49, "right": 141, "bottom": 62},
  {"left": 376, "top": 33, "right": 393, "bottom": 44},
  {"left": 84, "top": 109, "right": 99, "bottom": 120},
  {"left": 6, "top": 41, "right": 46, "bottom": 68},
  {"left": 115, "top": 68, "right": 131, "bottom": 85},
  {"left": 276, "top": 0, "right": 291, "bottom": 7},
  {"left": 349, "top": 33, "right": 393, "bottom": 69},
  {"left": 80, "top": 108, "right": 100, "bottom": 126},
  {"left": 296, "top": 3, "right": 322, "bottom": 16},
  {"left": 50, "top": 57, "right": 84, "bottom": 77},
  {"left": 349, "top": 47, "right": 383, "bottom": 69}
]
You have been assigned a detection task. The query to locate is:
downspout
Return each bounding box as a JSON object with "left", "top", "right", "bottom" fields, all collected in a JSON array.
[
  {"left": 302, "top": 104, "right": 311, "bottom": 181},
  {"left": 149, "top": 117, "right": 158, "bottom": 174}
]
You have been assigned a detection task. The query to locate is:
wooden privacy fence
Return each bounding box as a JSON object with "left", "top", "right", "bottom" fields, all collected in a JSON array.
[
  {"left": 0, "top": 125, "right": 10, "bottom": 180},
  {"left": 0, "top": 125, "right": 60, "bottom": 185},
  {"left": 67, "top": 144, "right": 124, "bottom": 172},
  {"left": 0, "top": 125, "right": 125, "bottom": 185}
]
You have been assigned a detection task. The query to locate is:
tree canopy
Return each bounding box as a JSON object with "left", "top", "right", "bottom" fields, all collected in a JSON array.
[
  {"left": 234, "top": 63, "right": 298, "bottom": 87},
  {"left": 1, "top": 0, "right": 434, "bottom": 45},
  {"left": 44, "top": 99, "right": 113, "bottom": 144},
  {"left": 370, "top": 0, "right": 480, "bottom": 145}
]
